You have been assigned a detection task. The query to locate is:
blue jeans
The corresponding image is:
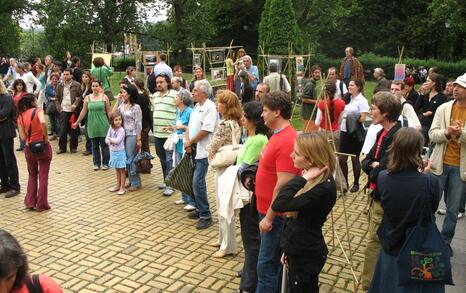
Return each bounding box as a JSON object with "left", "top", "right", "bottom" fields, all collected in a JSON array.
[
  {"left": 422, "top": 125, "right": 430, "bottom": 146},
  {"left": 174, "top": 152, "right": 195, "bottom": 205},
  {"left": 91, "top": 137, "right": 110, "bottom": 167},
  {"left": 193, "top": 158, "right": 211, "bottom": 219},
  {"left": 125, "top": 135, "right": 141, "bottom": 188},
  {"left": 435, "top": 164, "right": 465, "bottom": 244},
  {"left": 256, "top": 213, "right": 284, "bottom": 293},
  {"left": 154, "top": 137, "right": 173, "bottom": 180}
]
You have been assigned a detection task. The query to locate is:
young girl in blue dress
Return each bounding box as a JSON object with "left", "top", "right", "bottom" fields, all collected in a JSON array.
[{"left": 106, "top": 113, "right": 127, "bottom": 195}]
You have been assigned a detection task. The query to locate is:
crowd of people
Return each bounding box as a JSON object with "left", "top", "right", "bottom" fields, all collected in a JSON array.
[{"left": 0, "top": 47, "right": 465, "bottom": 293}]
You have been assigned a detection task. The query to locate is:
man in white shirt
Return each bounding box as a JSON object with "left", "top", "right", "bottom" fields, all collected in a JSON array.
[
  {"left": 15, "top": 63, "right": 41, "bottom": 95},
  {"left": 2, "top": 58, "right": 17, "bottom": 86},
  {"left": 391, "top": 80, "right": 421, "bottom": 130},
  {"left": 153, "top": 53, "right": 173, "bottom": 79},
  {"left": 327, "top": 66, "right": 347, "bottom": 99},
  {"left": 263, "top": 62, "right": 291, "bottom": 96},
  {"left": 184, "top": 79, "right": 218, "bottom": 229}
]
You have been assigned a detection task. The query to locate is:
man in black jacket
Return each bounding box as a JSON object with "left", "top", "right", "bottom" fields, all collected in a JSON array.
[{"left": 0, "top": 80, "right": 20, "bottom": 198}]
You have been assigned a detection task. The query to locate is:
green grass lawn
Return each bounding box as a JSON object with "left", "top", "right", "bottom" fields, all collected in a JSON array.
[{"left": 108, "top": 72, "right": 377, "bottom": 131}]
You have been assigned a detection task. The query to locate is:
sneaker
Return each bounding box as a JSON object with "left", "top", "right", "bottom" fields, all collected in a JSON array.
[
  {"left": 163, "top": 187, "right": 174, "bottom": 196},
  {"left": 56, "top": 149, "right": 66, "bottom": 154},
  {"left": 458, "top": 211, "right": 465, "bottom": 219},
  {"left": 102, "top": 165, "right": 109, "bottom": 171},
  {"left": 437, "top": 208, "right": 446, "bottom": 215},
  {"left": 175, "top": 199, "right": 186, "bottom": 205},
  {"left": 187, "top": 210, "right": 200, "bottom": 219},
  {"left": 158, "top": 183, "right": 167, "bottom": 190},
  {"left": 82, "top": 150, "right": 92, "bottom": 156},
  {"left": 184, "top": 204, "right": 196, "bottom": 211},
  {"left": 196, "top": 218, "right": 212, "bottom": 229},
  {"left": 93, "top": 165, "right": 100, "bottom": 171},
  {"left": 350, "top": 184, "right": 359, "bottom": 193}
]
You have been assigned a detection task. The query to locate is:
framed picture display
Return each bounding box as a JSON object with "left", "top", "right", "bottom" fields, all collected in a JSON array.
[
  {"left": 211, "top": 67, "right": 225, "bottom": 81},
  {"left": 193, "top": 54, "right": 202, "bottom": 70},
  {"left": 295, "top": 56, "right": 304, "bottom": 73},
  {"left": 394, "top": 64, "right": 406, "bottom": 80},
  {"left": 142, "top": 51, "right": 158, "bottom": 65},
  {"left": 209, "top": 50, "right": 225, "bottom": 64}
]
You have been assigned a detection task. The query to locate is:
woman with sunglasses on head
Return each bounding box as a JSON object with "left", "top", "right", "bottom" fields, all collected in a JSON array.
[{"left": 72, "top": 80, "right": 112, "bottom": 171}]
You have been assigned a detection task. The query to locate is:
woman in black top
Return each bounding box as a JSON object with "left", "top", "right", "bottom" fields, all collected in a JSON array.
[
  {"left": 134, "top": 78, "right": 153, "bottom": 153},
  {"left": 414, "top": 72, "right": 447, "bottom": 146},
  {"left": 239, "top": 71, "right": 254, "bottom": 104},
  {"left": 369, "top": 128, "right": 443, "bottom": 293},
  {"left": 272, "top": 132, "right": 336, "bottom": 293}
]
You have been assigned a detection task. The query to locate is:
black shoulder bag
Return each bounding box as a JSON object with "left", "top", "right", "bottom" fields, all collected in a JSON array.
[
  {"left": 24, "top": 108, "right": 45, "bottom": 154},
  {"left": 25, "top": 274, "right": 44, "bottom": 293}
]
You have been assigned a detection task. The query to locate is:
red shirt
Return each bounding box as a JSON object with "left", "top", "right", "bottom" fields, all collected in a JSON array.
[
  {"left": 317, "top": 98, "right": 346, "bottom": 131},
  {"left": 369, "top": 130, "right": 388, "bottom": 190},
  {"left": 13, "top": 92, "right": 26, "bottom": 109},
  {"left": 255, "top": 125, "right": 300, "bottom": 215},
  {"left": 12, "top": 275, "right": 63, "bottom": 293},
  {"left": 17, "top": 108, "right": 44, "bottom": 145}
]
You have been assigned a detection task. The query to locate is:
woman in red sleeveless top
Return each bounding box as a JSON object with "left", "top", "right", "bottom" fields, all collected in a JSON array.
[{"left": 16, "top": 94, "right": 53, "bottom": 212}]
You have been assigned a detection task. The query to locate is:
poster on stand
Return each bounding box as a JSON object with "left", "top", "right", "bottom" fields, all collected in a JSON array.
[
  {"left": 211, "top": 67, "right": 225, "bottom": 81},
  {"left": 394, "top": 64, "right": 406, "bottom": 80}
]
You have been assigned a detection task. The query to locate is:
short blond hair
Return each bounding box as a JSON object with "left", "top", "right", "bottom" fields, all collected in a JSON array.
[{"left": 0, "top": 80, "right": 7, "bottom": 95}]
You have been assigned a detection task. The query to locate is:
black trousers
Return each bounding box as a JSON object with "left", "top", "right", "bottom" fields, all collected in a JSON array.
[
  {"left": 239, "top": 196, "right": 261, "bottom": 292},
  {"left": 58, "top": 111, "right": 79, "bottom": 152},
  {"left": 287, "top": 254, "right": 326, "bottom": 293},
  {"left": 0, "top": 138, "right": 20, "bottom": 190}
]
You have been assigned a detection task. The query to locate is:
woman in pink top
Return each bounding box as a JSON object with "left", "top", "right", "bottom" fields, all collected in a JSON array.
[
  {"left": 17, "top": 94, "right": 53, "bottom": 212},
  {"left": 0, "top": 229, "right": 63, "bottom": 293}
]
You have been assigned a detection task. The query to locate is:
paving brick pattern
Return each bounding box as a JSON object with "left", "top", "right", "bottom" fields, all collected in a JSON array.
[{"left": 0, "top": 140, "right": 371, "bottom": 292}]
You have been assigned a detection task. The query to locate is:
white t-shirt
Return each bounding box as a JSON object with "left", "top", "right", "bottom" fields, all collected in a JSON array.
[
  {"left": 340, "top": 93, "right": 369, "bottom": 132},
  {"left": 401, "top": 97, "right": 421, "bottom": 129},
  {"left": 188, "top": 99, "right": 218, "bottom": 159},
  {"left": 335, "top": 79, "right": 348, "bottom": 99},
  {"left": 361, "top": 116, "right": 415, "bottom": 155},
  {"left": 20, "top": 71, "right": 41, "bottom": 95},
  {"left": 61, "top": 82, "right": 72, "bottom": 112}
]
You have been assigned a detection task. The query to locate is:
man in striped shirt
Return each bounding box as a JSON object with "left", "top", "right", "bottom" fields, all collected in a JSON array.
[{"left": 151, "top": 73, "right": 177, "bottom": 196}]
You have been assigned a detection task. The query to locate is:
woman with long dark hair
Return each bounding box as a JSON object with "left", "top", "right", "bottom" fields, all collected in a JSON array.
[
  {"left": 11, "top": 79, "right": 28, "bottom": 151},
  {"left": 80, "top": 70, "right": 94, "bottom": 155},
  {"left": 113, "top": 84, "right": 142, "bottom": 191},
  {"left": 369, "top": 128, "right": 444, "bottom": 292},
  {"left": 0, "top": 229, "right": 63, "bottom": 292},
  {"left": 239, "top": 71, "right": 254, "bottom": 104},
  {"left": 236, "top": 101, "right": 269, "bottom": 293},
  {"left": 17, "top": 94, "right": 53, "bottom": 211},
  {"left": 44, "top": 73, "right": 60, "bottom": 140},
  {"left": 133, "top": 78, "right": 152, "bottom": 154}
]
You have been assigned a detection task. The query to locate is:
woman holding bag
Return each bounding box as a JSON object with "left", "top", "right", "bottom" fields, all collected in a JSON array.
[
  {"left": 17, "top": 94, "right": 53, "bottom": 211},
  {"left": 369, "top": 128, "right": 447, "bottom": 292},
  {"left": 207, "top": 89, "right": 242, "bottom": 258}
]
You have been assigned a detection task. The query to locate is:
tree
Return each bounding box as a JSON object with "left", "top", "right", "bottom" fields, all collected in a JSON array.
[
  {"left": 0, "top": 0, "right": 30, "bottom": 56},
  {"left": 259, "top": 0, "right": 303, "bottom": 55}
]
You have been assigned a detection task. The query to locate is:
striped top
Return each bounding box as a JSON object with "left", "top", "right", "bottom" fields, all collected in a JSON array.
[{"left": 151, "top": 89, "right": 177, "bottom": 138}]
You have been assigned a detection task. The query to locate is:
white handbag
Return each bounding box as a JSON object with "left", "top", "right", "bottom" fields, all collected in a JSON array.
[
  {"left": 163, "top": 132, "right": 179, "bottom": 151},
  {"left": 210, "top": 121, "right": 242, "bottom": 168}
]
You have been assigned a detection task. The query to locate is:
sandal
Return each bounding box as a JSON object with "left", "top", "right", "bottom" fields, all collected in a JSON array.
[
  {"left": 108, "top": 187, "right": 119, "bottom": 192},
  {"left": 117, "top": 190, "right": 126, "bottom": 195},
  {"left": 209, "top": 242, "right": 221, "bottom": 247},
  {"left": 212, "top": 250, "right": 234, "bottom": 258}
]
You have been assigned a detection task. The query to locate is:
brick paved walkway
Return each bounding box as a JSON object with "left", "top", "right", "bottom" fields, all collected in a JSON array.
[{"left": 0, "top": 138, "right": 447, "bottom": 293}]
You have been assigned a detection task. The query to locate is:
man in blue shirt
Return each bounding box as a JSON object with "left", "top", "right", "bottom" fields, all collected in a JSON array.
[{"left": 240, "top": 55, "right": 260, "bottom": 91}]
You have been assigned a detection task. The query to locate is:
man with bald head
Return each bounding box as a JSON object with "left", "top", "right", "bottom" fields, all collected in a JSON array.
[
  {"left": 255, "top": 83, "right": 269, "bottom": 102},
  {"left": 339, "top": 47, "right": 365, "bottom": 87}
]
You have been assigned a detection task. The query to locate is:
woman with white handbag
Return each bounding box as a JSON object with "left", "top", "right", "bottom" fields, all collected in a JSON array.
[{"left": 207, "top": 89, "right": 243, "bottom": 258}]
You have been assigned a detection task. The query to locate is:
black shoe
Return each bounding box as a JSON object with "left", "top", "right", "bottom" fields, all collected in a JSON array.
[
  {"left": 350, "top": 184, "right": 359, "bottom": 193},
  {"left": 196, "top": 218, "right": 212, "bottom": 229},
  {"left": 82, "top": 150, "right": 92, "bottom": 156},
  {"left": 0, "top": 186, "right": 9, "bottom": 193},
  {"left": 70, "top": 149, "right": 77, "bottom": 153},
  {"left": 16, "top": 147, "right": 24, "bottom": 151},
  {"left": 56, "top": 149, "right": 66, "bottom": 154},
  {"left": 5, "top": 189, "right": 20, "bottom": 198},
  {"left": 236, "top": 271, "right": 242, "bottom": 278},
  {"left": 187, "top": 210, "right": 200, "bottom": 219}
]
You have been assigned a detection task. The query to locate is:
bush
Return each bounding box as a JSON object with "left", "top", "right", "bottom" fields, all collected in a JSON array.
[
  {"left": 310, "top": 53, "right": 466, "bottom": 80},
  {"left": 112, "top": 55, "right": 136, "bottom": 71}
]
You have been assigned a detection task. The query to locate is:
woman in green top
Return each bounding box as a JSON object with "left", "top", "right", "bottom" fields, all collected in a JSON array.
[
  {"left": 236, "top": 101, "right": 269, "bottom": 293},
  {"left": 72, "top": 80, "right": 112, "bottom": 170},
  {"left": 90, "top": 57, "right": 114, "bottom": 100}
]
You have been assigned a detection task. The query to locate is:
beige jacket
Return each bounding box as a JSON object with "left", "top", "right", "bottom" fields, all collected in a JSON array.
[{"left": 429, "top": 100, "right": 466, "bottom": 180}]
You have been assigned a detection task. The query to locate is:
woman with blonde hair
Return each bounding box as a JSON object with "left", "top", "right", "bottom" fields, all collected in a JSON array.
[
  {"left": 272, "top": 132, "right": 337, "bottom": 292},
  {"left": 207, "top": 89, "right": 243, "bottom": 258}
]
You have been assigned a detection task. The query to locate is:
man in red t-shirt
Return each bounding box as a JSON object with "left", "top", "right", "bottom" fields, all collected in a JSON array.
[{"left": 255, "top": 91, "right": 300, "bottom": 292}]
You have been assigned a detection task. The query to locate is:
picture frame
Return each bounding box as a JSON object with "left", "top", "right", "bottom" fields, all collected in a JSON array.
[
  {"left": 296, "top": 56, "right": 304, "bottom": 73},
  {"left": 209, "top": 50, "right": 225, "bottom": 64},
  {"left": 193, "top": 54, "right": 202, "bottom": 70},
  {"left": 142, "top": 51, "right": 158, "bottom": 66},
  {"left": 211, "top": 67, "right": 225, "bottom": 81},
  {"left": 268, "top": 56, "right": 282, "bottom": 73}
]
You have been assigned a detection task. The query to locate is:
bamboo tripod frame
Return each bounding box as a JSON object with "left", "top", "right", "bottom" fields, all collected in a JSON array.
[{"left": 306, "top": 73, "right": 360, "bottom": 292}]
